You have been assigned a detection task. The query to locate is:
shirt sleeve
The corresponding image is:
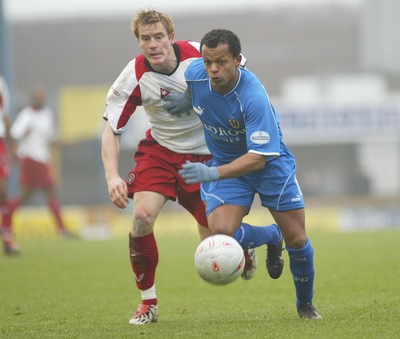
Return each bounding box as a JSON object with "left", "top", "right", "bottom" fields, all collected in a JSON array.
[
  {"left": 10, "top": 110, "right": 31, "bottom": 140},
  {"left": 103, "top": 60, "right": 141, "bottom": 134},
  {"left": 244, "top": 83, "right": 281, "bottom": 158}
]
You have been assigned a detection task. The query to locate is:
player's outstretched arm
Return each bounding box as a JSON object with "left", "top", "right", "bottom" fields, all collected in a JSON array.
[
  {"left": 178, "top": 153, "right": 267, "bottom": 184},
  {"left": 217, "top": 153, "right": 267, "bottom": 179}
]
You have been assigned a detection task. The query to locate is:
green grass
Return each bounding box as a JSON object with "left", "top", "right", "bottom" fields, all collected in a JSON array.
[{"left": 1, "top": 228, "right": 400, "bottom": 338}]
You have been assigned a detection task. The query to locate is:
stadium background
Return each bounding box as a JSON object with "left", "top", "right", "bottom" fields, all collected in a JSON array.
[{"left": 0, "top": 0, "right": 399, "bottom": 239}]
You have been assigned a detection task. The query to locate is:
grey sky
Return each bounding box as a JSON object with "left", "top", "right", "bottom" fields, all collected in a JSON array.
[{"left": 4, "top": 0, "right": 360, "bottom": 22}]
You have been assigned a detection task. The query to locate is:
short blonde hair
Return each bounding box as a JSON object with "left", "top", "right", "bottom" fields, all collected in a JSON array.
[{"left": 132, "top": 9, "right": 175, "bottom": 39}]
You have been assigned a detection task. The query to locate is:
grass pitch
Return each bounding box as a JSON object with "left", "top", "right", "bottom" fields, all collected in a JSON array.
[{"left": 1, "top": 226, "right": 399, "bottom": 338}]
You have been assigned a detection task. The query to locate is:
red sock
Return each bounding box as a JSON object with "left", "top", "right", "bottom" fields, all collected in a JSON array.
[
  {"left": 128, "top": 232, "right": 158, "bottom": 291},
  {"left": 142, "top": 298, "right": 157, "bottom": 306},
  {"left": 1, "top": 198, "right": 21, "bottom": 233}
]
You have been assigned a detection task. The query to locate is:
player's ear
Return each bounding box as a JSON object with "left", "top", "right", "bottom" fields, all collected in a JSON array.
[
  {"left": 170, "top": 33, "right": 175, "bottom": 45},
  {"left": 235, "top": 54, "right": 242, "bottom": 68}
]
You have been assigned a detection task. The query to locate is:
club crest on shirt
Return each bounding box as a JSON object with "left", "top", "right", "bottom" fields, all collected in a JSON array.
[
  {"left": 126, "top": 173, "right": 135, "bottom": 184},
  {"left": 160, "top": 88, "right": 170, "bottom": 99},
  {"left": 229, "top": 119, "right": 240, "bottom": 129}
]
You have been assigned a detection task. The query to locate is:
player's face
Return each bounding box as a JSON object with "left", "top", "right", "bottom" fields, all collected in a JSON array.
[
  {"left": 201, "top": 43, "right": 242, "bottom": 94},
  {"left": 31, "top": 88, "right": 46, "bottom": 110},
  {"left": 138, "top": 22, "right": 176, "bottom": 73}
]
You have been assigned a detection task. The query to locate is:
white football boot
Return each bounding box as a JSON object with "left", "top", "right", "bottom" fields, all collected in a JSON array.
[
  {"left": 129, "top": 304, "right": 158, "bottom": 325},
  {"left": 241, "top": 248, "right": 258, "bottom": 280}
]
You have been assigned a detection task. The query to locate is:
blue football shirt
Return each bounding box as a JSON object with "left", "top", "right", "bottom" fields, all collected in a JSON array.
[{"left": 185, "top": 58, "right": 285, "bottom": 165}]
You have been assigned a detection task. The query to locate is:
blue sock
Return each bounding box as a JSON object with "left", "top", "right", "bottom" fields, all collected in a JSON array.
[
  {"left": 233, "top": 223, "right": 281, "bottom": 249},
  {"left": 286, "top": 239, "right": 315, "bottom": 308}
]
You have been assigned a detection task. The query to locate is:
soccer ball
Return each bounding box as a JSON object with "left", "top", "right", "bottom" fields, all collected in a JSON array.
[{"left": 194, "top": 234, "right": 245, "bottom": 285}]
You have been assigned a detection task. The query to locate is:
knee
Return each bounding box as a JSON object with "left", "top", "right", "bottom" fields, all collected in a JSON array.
[
  {"left": 284, "top": 232, "right": 308, "bottom": 249},
  {"left": 132, "top": 208, "right": 156, "bottom": 235},
  {"left": 209, "top": 223, "right": 236, "bottom": 237}
]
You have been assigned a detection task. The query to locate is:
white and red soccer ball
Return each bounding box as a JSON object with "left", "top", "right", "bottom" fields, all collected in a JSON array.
[{"left": 194, "top": 234, "right": 245, "bottom": 285}]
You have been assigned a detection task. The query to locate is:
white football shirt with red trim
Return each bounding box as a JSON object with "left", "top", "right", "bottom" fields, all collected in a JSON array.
[
  {"left": 104, "top": 41, "right": 209, "bottom": 155},
  {"left": 10, "top": 106, "right": 57, "bottom": 163}
]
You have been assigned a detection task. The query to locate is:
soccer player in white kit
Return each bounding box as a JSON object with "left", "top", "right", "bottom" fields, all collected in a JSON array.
[
  {"left": 3, "top": 87, "right": 70, "bottom": 241},
  {"left": 101, "top": 9, "right": 283, "bottom": 325},
  {"left": 0, "top": 75, "right": 18, "bottom": 255},
  {"left": 102, "top": 10, "right": 211, "bottom": 325}
]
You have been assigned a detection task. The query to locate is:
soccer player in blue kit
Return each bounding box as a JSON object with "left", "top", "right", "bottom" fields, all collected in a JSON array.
[{"left": 166, "top": 29, "right": 322, "bottom": 319}]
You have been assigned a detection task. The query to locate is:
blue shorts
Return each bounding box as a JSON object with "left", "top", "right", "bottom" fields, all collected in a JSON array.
[{"left": 200, "top": 153, "right": 304, "bottom": 217}]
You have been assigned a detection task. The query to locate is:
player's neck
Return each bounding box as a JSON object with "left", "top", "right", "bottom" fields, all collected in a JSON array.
[
  {"left": 212, "top": 70, "right": 240, "bottom": 95},
  {"left": 149, "top": 47, "right": 178, "bottom": 74},
  {"left": 152, "top": 60, "right": 177, "bottom": 74}
]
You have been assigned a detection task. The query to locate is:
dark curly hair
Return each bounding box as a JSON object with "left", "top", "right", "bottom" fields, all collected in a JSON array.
[{"left": 200, "top": 29, "right": 241, "bottom": 57}]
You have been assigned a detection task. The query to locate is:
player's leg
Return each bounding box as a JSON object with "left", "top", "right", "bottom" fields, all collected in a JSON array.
[
  {"left": 207, "top": 204, "right": 282, "bottom": 279},
  {"left": 126, "top": 138, "right": 178, "bottom": 325},
  {"left": 128, "top": 191, "right": 167, "bottom": 325},
  {"left": 44, "top": 185, "right": 70, "bottom": 236},
  {"left": 204, "top": 179, "right": 281, "bottom": 243},
  {"left": 196, "top": 223, "right": 211, "bottom": 240},
  {"left": 31, "top": 159, "right": 69, "bottom": 236},
  {"left": 202, "top": 188, "right": 255, "bottom": 278},
  {"left": 2, "top": 183, "right": 33, "bottom": 254},
  {"left": 0, "top": 143, "right": 18, "bottom": 255},
  {"left": 207, "top": 203, "right": 247, "bottom": 235},
  {"left": 7, "top": 186, "right": 31, "bottom": 216},
  {"left": 127, "top": 140, "right": 209, "bottom": 324},
  {"left": 269, "top": 208, "right": 322, "bottom": 319},
  {"left": 261, "top": 157, "right": 321, "bottom": 319},
  {"left": 0, "top": 177, "right": 19, "bottom": 255},
  {"left": 233, "top": 221, "right": 283, "bottom": 279},
  {"left": 233, "top": 222, "right": 281, "bottom": 250},
  {"left": 209, "top": 203, "right": 280, "bottom": 245},
  {"left": 6, "top": 156, "right": 32, "bottom": 222},
  {"left": 204, "top": 179, "right": 283, "bottom": 279},
  {"left": 207, "top": 204, "right": 257, "bottom": 280},
  {"left": 177, "top": 153, "right": 213, "bottom": 241},
  {"left": 177, "top": 182, "right": 211, "bottom": 241}
]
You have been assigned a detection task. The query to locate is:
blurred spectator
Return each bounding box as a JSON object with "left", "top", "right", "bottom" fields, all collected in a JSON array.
[
  {"left": 3, "top": 87, "right": 73, "bottom": 242},
  {"left": 0, "top": 75, "right": 19, "bottom": 255}
]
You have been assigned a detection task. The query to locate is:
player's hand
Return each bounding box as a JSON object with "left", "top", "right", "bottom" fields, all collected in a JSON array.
[
  {"left": 107, "top": 176, "right": 129, "bottom": 209},
  {"left": 178, "top": 161, "right": 219, "bottom": 184},
  {"left": 163, "top": 91, "right": 192, "bottom": 115}
]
